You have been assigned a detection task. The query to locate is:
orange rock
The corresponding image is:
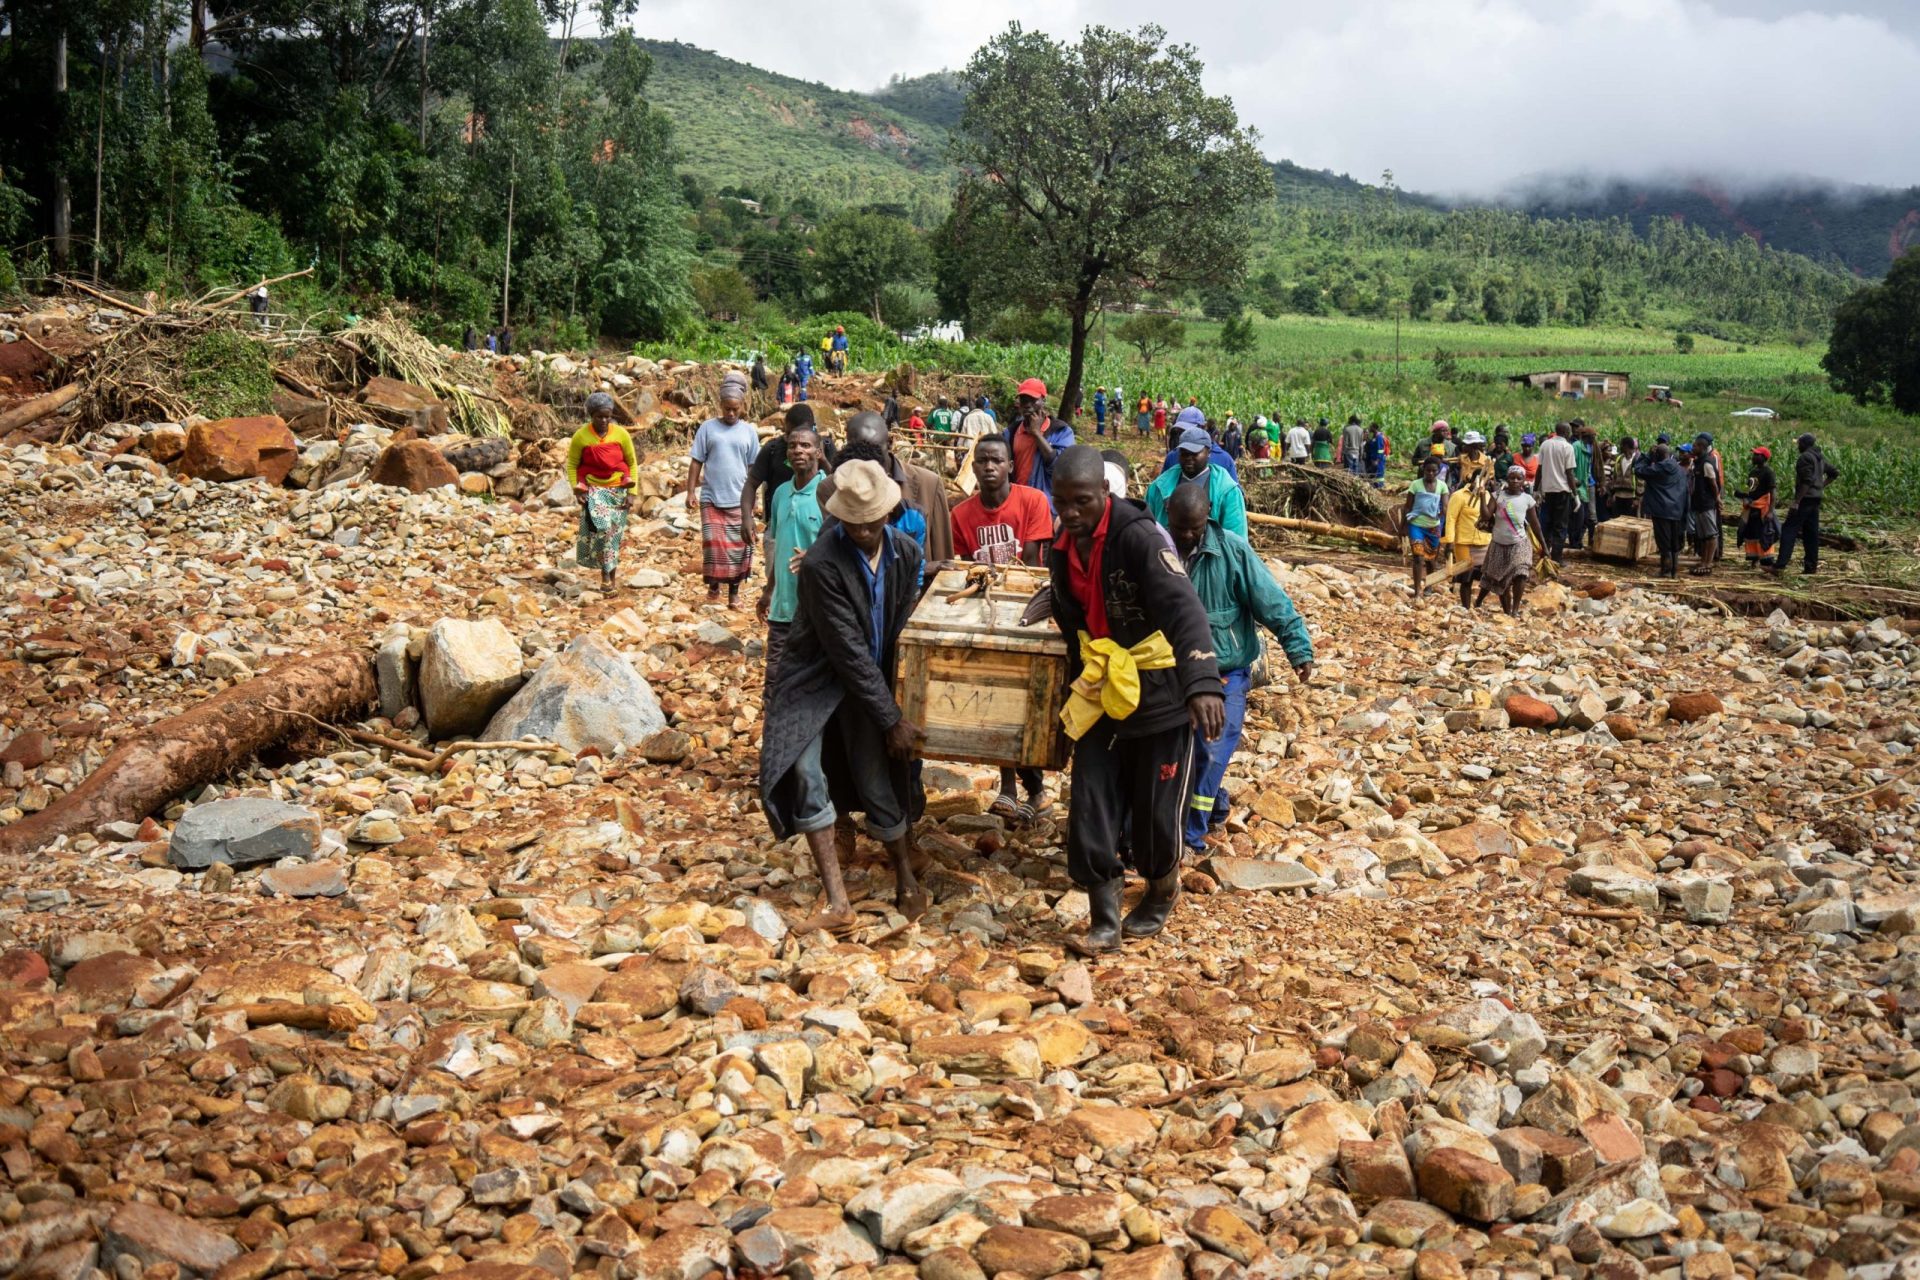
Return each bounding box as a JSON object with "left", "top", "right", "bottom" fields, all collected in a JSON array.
[
  {"left": 371, "top": 439, "right": 459, "bottom": 493},
  {"left": 1667, "top": 692, "right": 1724, "bottom": 723},
  {"left": 179, "top": 416, "right": 297, "bottom": 484},
  {"left": 1504, "top": 694, "right": 1558, "bottom": 730}
]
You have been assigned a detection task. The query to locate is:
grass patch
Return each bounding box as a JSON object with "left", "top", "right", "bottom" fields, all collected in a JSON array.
[{"left": 180, "top": 329, "right": 274, "bottom": 421}]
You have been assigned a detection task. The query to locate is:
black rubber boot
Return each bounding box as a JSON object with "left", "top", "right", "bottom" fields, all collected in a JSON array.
[
  {"left": 1122, "top": 870, "right": 1181, "bottom": 939},
  {"left": 1068, "top": 877, "right": 1124, "bottom": 956}
]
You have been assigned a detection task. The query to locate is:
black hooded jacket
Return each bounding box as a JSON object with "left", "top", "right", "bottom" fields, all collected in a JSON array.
[{"left": 1047, "top": 496, "right": 1221, "bottom": 739}]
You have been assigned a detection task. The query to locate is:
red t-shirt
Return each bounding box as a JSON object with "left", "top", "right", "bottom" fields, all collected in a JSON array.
[
  {"left": 1055, "top": 497, "right": 1112, "bottom": 638},
  {"left": 1012, "top": 427, "right": 1040, "bottom": 485},
  {"left": 951, "top": 485, "right": 1055, "bottom": 565}
]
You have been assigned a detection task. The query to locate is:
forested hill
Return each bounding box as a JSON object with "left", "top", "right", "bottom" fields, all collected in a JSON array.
[
  {"left": 1508, "top": 177, "right": 1920, "bottom": 279},
  {"left": 636, "top": 41, "right": 955, "bottom": 226},
  {"left": 651, "top": 43, "right": 1859, "bottom": 338}
]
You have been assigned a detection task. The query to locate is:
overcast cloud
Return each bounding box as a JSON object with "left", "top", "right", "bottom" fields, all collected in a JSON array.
[{"left": 624, "top": 0, "right": 1920, "bottom": 195}]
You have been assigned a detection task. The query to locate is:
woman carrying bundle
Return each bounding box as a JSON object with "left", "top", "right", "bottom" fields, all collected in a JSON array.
[{"left": 567, "top": 392, "right": 639, "bottom": 592}]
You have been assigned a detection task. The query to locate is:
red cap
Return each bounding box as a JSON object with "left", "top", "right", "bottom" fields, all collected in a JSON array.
[
  {"left": 1751, "top": 445, "right": 1771, "bottom": 459},
  {"left": 1016, "top": 377, "right": 1047, "bottom": 400}
]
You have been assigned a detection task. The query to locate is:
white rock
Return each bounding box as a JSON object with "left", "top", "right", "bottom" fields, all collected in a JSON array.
[{"left": 419, "top": 618, "right": 525, "bottom": 738}]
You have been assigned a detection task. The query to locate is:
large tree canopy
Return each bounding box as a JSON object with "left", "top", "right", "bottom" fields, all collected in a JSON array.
[
  {"left": 1824, "top": 249, "right": 1920, "bottom": 415},
  {"left": 946, "top": 23, "right": 1271, "bottom": 413}
]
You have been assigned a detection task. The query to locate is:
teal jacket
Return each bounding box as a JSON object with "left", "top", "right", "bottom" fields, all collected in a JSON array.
[
  {"left": 1183, "top": 522, "right": 1314, "bottom": 674},
  {"left": 1145, "top": 464, "right": 1248, "bottom": 539}
]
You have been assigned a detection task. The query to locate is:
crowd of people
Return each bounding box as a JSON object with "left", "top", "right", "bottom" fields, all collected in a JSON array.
[
  {"left": 614, "top": 375, "right": 1315, "bottom": 949},
  {"left": 559, "top": 366, "right": 1844, "bottom": 949},
  {"left": 1385, "top": 416, "right": 1842, "bottom": 586}
]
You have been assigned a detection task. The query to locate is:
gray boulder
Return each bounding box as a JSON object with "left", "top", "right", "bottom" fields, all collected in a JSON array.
[
  {"left": 169, "top": 798, "right": 320, "bottom": 869},
  {"left": 482, "top": 633, "right": 666, "bottom": 753},
  {"left": 376, "top": 634, "right": 417, "bottom": 720}
]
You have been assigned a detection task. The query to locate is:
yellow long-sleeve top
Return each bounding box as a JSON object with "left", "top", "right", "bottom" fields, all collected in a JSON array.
[
  {"left": 566, "top": 423, "right": 639, "bottom": 490},
  {"left": 1445, "top": 487, "right": 1491, "bottom": 548}
]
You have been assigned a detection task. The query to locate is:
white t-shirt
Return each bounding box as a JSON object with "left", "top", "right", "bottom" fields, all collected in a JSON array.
[
  {"left": 1490, "top": 491, "right": 1536, "bottom": 545},
  {"left": 1536, "top": 436, "right": 1576, "bottom": 494},
  {"left": 1285, "top": 426, "right": 1311, "bottom": 460}
]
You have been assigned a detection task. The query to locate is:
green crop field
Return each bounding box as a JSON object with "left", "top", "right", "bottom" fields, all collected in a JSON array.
[
  {"left": 942, "top": 316, "right": 1914, "bottom": 525},
  {"left": 653, "top": 308, "right": 1918, "bottom": 526}
]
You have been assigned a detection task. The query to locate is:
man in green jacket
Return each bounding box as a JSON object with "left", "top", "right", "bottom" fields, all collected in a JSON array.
[
  {"left": 1162, "top": 483, "right": 1313, "bottom": 854},
  {"left": 1146, "top": 433, "right": 1248, "bottom": 538}
]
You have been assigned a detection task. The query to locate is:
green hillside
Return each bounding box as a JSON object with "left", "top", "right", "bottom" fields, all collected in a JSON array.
[
  {"left": 870, "top": 69, "right": 966, "bottom": 131},
  {"left": 644, "top": 40, "right": 1862, "bottom": 341},
  {"left": 636, "top": 40, "right": 955, "bottom": 225}
]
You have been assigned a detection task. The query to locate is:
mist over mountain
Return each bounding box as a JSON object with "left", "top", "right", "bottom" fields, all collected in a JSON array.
[{"left": 1483, "top": 175, "right": 1920, "bottom": 279}]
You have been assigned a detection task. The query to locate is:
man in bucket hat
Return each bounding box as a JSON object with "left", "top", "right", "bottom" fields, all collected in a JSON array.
[{"left": 759, "top": 460, "right": 929, "bottom": 936}]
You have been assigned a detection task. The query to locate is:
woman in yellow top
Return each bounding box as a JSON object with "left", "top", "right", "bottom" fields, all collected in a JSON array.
[
  {"left": 567, "top": 392, "right": 640, "bottom": 592},
  {"left": 1444, "top": 475, "right": 1492, "bottom": 612}
]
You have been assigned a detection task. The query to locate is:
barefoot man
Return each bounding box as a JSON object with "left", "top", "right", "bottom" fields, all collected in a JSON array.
[{"left": 759, "top": 460, "right": 929, "bottom": 933}]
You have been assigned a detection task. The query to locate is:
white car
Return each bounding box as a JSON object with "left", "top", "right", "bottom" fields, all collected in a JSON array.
[{"left": 1730, "top": 406, "right": 1779, "bottom": 418}]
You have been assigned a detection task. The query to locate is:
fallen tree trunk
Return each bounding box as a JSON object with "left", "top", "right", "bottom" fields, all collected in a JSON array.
[
  {"left": 198, "top": 267, "right": 315, "bottom": 313},
  {"left": 1247, "top": 512, "right": 1402, "bottom": 551},
  {"left": 0, "top": 382, "right": 84, "bottom": 435},
  {"left": 52, "top": 273, "right": 155, "bottom": 316},
  {"left": 0, "top": 649, "right": 374, "bottom": 857}
]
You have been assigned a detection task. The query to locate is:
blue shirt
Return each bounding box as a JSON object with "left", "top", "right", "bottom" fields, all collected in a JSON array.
[
  {"left": 1093, "top": 392, "right": 1107, "bottom": 419},
  {"left": 690, "top": 417, "right": 761, "bottom": 508},
  {"left": 842, "top": 525, "right": 894, "bottom": 663},
  {"left": 795, "top": 353, "right": 813, "bottom": 385},
  {"left": 1364, "top": 435, "right": 1387, "bottom": 475},
  {"left": 890, "top": 504, "right": 928, "bottom": 589}
]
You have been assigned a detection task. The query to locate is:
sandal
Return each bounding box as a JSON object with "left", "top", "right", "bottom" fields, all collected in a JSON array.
[{"left": 991, "top": 791, "right": 1035, "bottom": 824}]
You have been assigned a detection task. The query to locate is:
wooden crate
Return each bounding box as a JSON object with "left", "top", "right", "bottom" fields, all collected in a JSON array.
[
  {"left": 1590, "top": 516, "right": 1658, "bottom": 563},
  {"left": 896, "top": 565, "right": 1070, "bottom": 770}
]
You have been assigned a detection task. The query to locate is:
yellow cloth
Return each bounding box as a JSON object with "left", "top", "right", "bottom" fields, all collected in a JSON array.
[
  {"left": 1061, "top": 630, "right": 1175, "bottom": 741},
  {"left": 1445, "top": 488, "right": 1491, "bottom": 553}
]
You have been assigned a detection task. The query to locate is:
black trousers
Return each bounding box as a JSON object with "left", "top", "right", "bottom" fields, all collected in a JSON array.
[
  {"left": 1067, "top": 720, "right": 1194, "bottom": 886},
  {"left": 1652, "top": 517, "right": 1686, "bottom": 557},
  {"left": 1541, "top": 491, "right": 1574, "bottom": 558},
  {"left": 1773, "top": 499, "right": 1822, "bottom": 573}
]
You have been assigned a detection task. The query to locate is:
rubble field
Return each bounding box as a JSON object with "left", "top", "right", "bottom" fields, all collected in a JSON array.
[{"left": 3, "top": 321, "right": 1920, "bottom": 1280}]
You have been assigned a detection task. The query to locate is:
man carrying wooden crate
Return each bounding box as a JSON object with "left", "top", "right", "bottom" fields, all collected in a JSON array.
[
  {"left": 759, "top": 460, "right": 929, "bottom": 936},
  {"left": 951, "top": 435, "right": 1059, "bottom": 825},
  {"left": 1048, "top": 447, "right": 1224, "bottom": 955}
]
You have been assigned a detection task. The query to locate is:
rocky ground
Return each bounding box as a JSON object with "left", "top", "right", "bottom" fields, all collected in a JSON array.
[{"left": 2, "top": 413, "right": 1920, "bottom": 1280}]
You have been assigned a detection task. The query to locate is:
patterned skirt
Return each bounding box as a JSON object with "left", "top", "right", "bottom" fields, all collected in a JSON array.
[
  {"left": 701, "top": 502, "right": 753, "bottom": 582},
  {"left": 1482, "top": 537, "right": 1533, "bottom": 589},
  {"left": 576, "top": 488, "right": 631, "bottom": 573}
]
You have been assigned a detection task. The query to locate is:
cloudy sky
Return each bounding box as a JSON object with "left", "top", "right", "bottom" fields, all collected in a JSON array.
[{"left": 626, "top": 0, "right": 1920, "bottom": 196}]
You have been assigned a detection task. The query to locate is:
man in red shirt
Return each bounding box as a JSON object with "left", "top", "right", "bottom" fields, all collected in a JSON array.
[
  {"left": 1004, "top": 376, "right": 1074, "bottom": 509},
  {"left": 950, "top": 435, "right": 1058, "bottom": 823},
  {"left": 951, "top": 437, "right": 1055, "bottom": 566},
  {"left": 1048, "top": 447, "right": 1223, "bottom": 954}
]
